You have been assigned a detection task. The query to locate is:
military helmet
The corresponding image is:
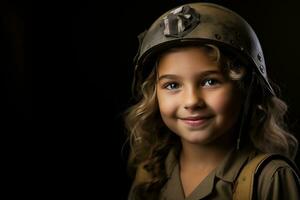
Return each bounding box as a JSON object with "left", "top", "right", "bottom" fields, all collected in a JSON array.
[{"left": 134, "top": 2, "right": 274, "bottom": 95}]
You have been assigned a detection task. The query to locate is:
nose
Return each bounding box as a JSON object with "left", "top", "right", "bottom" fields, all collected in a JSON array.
[{"left": 183, "top": 86, "right": 205, "bottom": 110}]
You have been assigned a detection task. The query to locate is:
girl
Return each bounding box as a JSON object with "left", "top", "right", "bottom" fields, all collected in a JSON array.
[{"left": 125, "top": 3, "right": 300, "bottom": 200}]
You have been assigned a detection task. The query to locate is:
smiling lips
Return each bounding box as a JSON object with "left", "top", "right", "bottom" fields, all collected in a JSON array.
[{"left": 180, "top": 116, "right": 213, "bottom": 127}]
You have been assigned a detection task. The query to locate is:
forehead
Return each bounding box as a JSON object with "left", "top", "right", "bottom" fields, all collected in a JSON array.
[{"left": 157, "top": 46, "right": 220, "bottom": 75}]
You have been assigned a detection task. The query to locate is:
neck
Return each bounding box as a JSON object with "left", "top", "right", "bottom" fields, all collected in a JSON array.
[{"left": 179, "top": 132, "right": 235, "bottom": 168}]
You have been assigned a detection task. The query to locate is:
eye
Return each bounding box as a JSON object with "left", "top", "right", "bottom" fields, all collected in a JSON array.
[
  {"left": 164, "top": 82, "right": 180, "bottom": 90},
  {"left": 202, "top": 79, "right": 220, "bottom": 87}
]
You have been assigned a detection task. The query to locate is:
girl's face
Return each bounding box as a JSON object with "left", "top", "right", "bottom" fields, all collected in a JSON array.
[{"left": 156, "top": 47, "right": 242, "bottom": 146}]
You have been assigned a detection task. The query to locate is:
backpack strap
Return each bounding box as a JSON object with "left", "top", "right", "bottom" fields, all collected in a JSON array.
[
  {"left": 233, "top": 153, "right": 300, "bottom": 200},
  {"left": 233, "top": 153, "right": 271, "bottom": 200}
]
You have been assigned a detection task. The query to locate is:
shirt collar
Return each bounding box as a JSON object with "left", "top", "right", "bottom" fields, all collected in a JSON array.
[
  {"left": 163, "top": 144, "right": 257, "bottom": 199},
  {"left": 165, "top": 144, "right": 256, "bottom": 183},
  {"left": 215, "top": 144, "right": 256, "bottom": 183},
  {"left": 163, "top": 149, "right": 215, "bottom": 199}
]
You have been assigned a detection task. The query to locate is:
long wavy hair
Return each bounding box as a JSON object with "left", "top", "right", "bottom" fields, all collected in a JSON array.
[{"left": 124, "top": 44, "right": 298, "bottom": 199}]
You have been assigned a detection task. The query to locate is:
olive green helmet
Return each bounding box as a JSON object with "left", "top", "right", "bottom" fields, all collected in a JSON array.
[{"left": 134, "top": 2, "right": 274, "bottom": 95}]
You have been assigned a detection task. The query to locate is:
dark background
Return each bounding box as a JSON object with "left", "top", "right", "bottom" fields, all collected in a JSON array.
[
  {"left": 5, "top": 0, "right": 300, "bottom": 198},
  {"left": 1, "top": 2, "right": 31, "bottom": 126}
]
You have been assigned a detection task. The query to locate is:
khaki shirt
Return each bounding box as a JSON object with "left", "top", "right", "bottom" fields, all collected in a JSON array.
[{"left": 160, "top": 146, "right": 300, "bottom": 200}]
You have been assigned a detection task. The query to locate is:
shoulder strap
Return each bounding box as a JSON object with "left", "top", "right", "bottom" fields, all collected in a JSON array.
[
  {"left": 233, "top": 153, "right": 300, "bottom": 200},
  {"left": 233, "top": 153, "right": 271, "bottom": 200}
]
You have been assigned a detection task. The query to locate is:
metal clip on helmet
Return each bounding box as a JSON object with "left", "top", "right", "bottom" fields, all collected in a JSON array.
[{"left": 134, "top": 2, "right": 275, "bottom": 95}]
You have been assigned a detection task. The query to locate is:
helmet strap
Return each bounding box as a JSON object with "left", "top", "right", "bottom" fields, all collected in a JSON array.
[{"left": 236, "top": 69, "right": 256, "bottom": 150}]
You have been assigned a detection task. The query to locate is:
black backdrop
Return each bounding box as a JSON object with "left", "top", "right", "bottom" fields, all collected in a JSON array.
[{"left": 5, "top": 0, "right": 300, "bottom": 198}]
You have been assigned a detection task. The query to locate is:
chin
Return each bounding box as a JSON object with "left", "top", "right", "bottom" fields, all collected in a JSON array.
[{"left": 181, "top": 131, "right": 216, "bottom": 145}]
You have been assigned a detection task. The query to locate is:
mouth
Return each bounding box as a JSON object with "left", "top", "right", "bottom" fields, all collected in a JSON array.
[{"left": 180, "top": 115, "right": 213, "bottom": 127}]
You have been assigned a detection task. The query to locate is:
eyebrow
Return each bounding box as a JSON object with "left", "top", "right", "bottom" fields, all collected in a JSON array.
[{"left": 158, "top": 70, "right": 222, "bottom": 81}]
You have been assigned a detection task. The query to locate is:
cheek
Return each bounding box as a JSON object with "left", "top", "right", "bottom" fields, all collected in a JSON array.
[
  {"left": 207, "top": 88, "right": 241, "bottom": 117},
  {"left": 157, "top": 92, "right": 178, "bottom": 117}
]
